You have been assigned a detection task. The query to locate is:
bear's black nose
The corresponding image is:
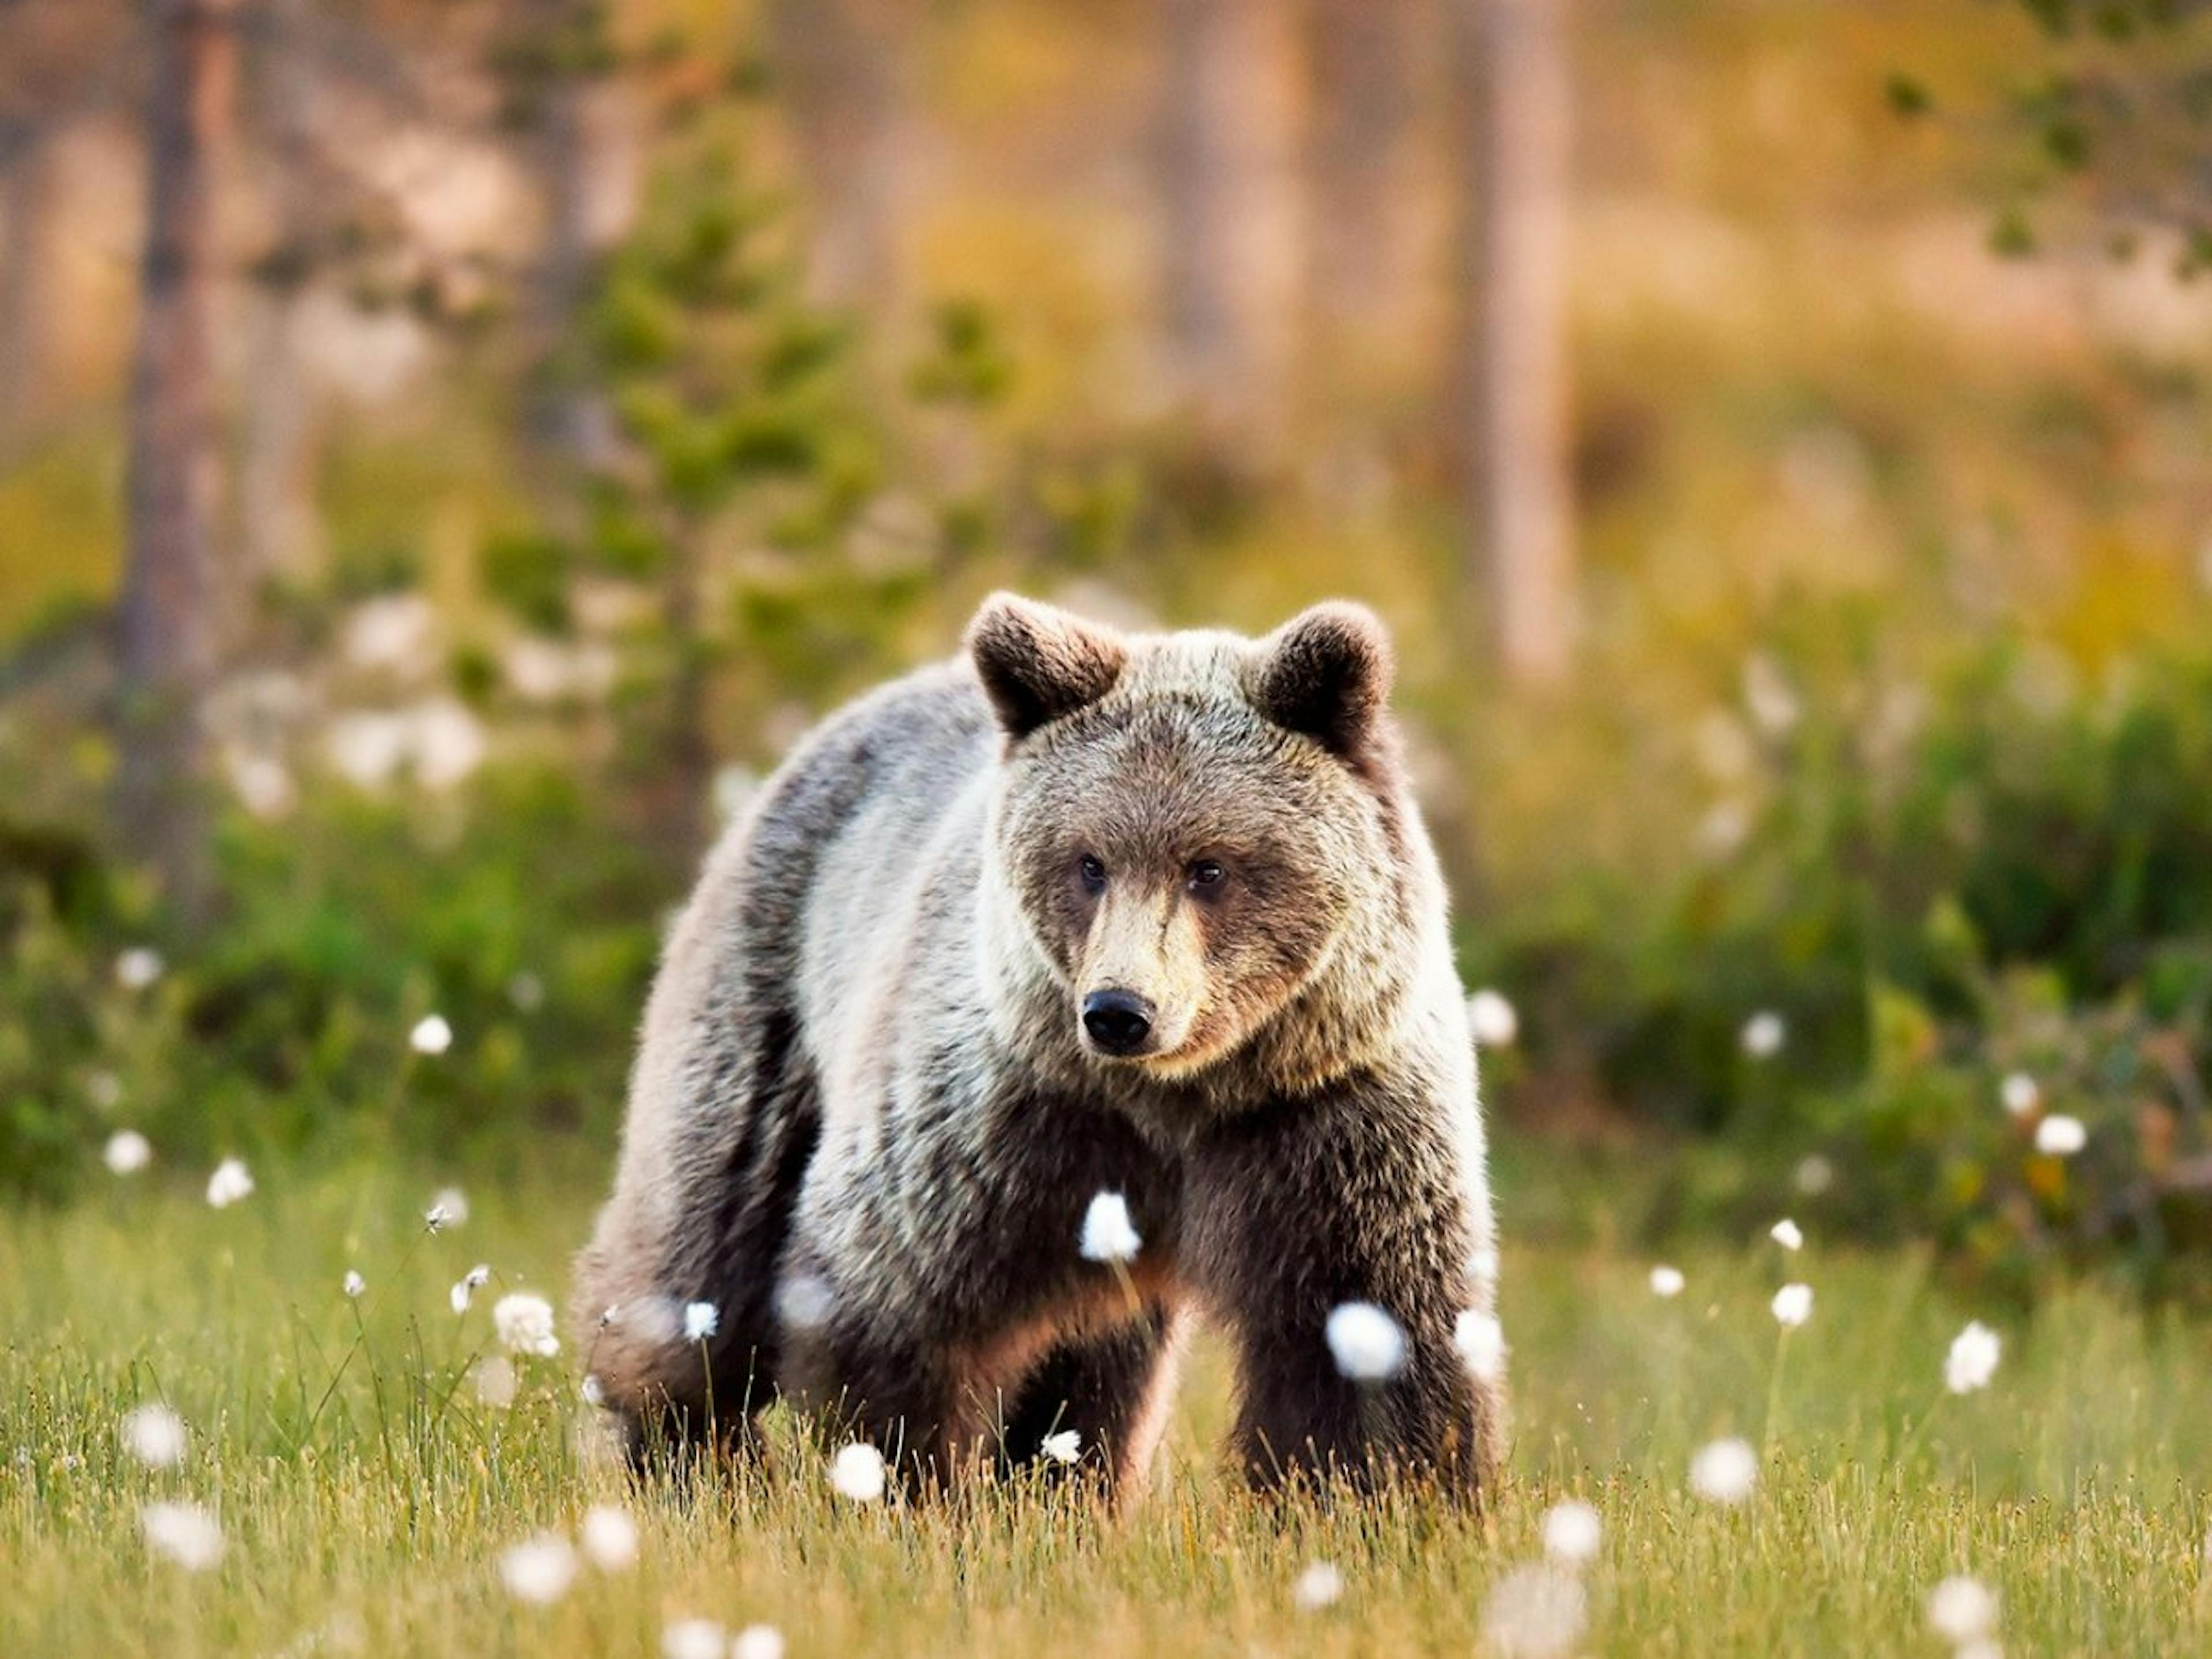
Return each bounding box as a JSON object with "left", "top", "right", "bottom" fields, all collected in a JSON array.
[{"left": 1081, "top": 988, "right": 1155, "bottom": 1055}]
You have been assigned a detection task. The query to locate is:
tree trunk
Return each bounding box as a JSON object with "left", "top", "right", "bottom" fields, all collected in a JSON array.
[
  {"left": 1158, "top": 0, "right": 1282, "bottom": 431},
  {"left": 236, "top": 0, "right": 325, "bottom": 620},
  {"left": 1451, "top": 0, "right": 1574, "bottom": 688},
  {"left": 118, "top": 0, "right": 236, "bottom": 916},
  {"left": 1305, "top": 0, "right": 1413, "bottom": 327},
  {"left": 520, "top": 0, "right": 597, "bottom": 467},
  {"left": 0, "top": 127, "right": 58, "bottom": 449},
  {"left": 768, "top": 0, "right": 907, "bottom": 307}
]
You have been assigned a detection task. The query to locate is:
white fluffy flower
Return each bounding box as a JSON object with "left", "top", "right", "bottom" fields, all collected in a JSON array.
[
  {"left": 1688, "top": 1437, "right": 1758, "bottom": 1504},
  {"left": 1325, "top": 1301, "right": 1408, "bottom": 1382},
  {"left": 429, "top": 1185, "right": 469, "bottom": 1226},
  {"left": 1453, "top": 1308, "right": 1507, "bottom": 1382},
  {"left": 1794, "top": 1154, "right": 1834, "bottom": 1195},
  {"left": 683, "top": 1301, "right": 719, "bottom": 1343},
  {"left": 206, "top": 1157, "right": 254, "bottom": 1209},
  {"left": 1541, "top": 1499, "right": 1602, "bottom": 1566},
  {"left": 580, "top": 1505, "right": 639, "bottom": 1571},
  {"left": 104, "top": 1130, "right": 153, "bottom": 1176},
  {"left": 1078, "top": 1191, "right": 1141, "bottom": 1263},
  {"left": 1945, "top": 1320, "right": 2002, "bottom": 1395},
  {"left": 581, "top": 1375, "right": 605, "bottom": 1408},
  {"left": 410, "top": 1014, "right": 453, "bottom": 1056},
  {"left": 499, "top": 1534, "right": 578, "bottom": 1605},
  {"left": 141, "top": 1501, "right": 224, "bottom": 1571},
  {"left": 774, "top": 1272, "right": 835, "bottom": 1331},
  {"left": 731, "top": 1626, "right": 786, "bottom": 1659},
  {"left": 660, "top": 1621, "right": 724, "bottom": 1659},
  {"left": 1770, "top": 1217, "right": 1804, "bottom": 1251},
  {"left": 1481, "top": 1563, "right": 1588, "bottom": 1659},
  {"left": 2035, "top": 1114, "right": 2086, "bottom": 1157},
  {"left": 2000, "top": 1072, "right": 2040, "bottom": 1117},
  {"left": 1467, "top": 988, "right": 1519, "bottom": 1047},
  {"left": 830, "top": 1441, "right": 887, "bottom": 1502},
  {"left": 1927, "top": 1575, "right": 1999, "bottom": 1645},
  {"left": 1293, "top": 1560, "right": 1345, "bottom": 1611},
  {"left": 475, "top": 1355, "right": 518, "bottom": 1408},
  {"left": 120, "top": 1404, "right": 188, "bottom": 1469},
  {"left": 343, "top": 1270, "right": 365, "bottom": 1300},
  {"left": 116, "top": 946, "right": 166, "bottom": 991},
  {"left": 1649, "top": 1264, "right": 1685, "bottom": 1298},
  {"left": 451, "top": 1264, "right": 491, "bottom": 1315},
  {"left": 1040, "top": 1429, "right": 1082, "bottom": 1465},
  {"left": 493, "top": 1293, "right": 559, "bottom": 1357},
  {"left": 1771, "top": 1283, "right": 1813, "bottom": 1328},
  {"left": 1741, "top": 1011, "right": 1786, "bottom": 1059}
]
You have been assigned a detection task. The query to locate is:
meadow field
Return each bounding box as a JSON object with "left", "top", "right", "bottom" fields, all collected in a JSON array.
[{"left": 6, "top": 1152, "right": 2208, "bottom": 1658}]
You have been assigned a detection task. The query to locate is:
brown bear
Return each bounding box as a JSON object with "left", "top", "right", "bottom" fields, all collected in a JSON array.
[{"left": 572, "top": 593, "right": 1504, "bottom": 1501}]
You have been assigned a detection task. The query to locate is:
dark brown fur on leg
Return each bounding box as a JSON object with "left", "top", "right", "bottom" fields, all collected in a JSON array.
[
  {"left": 994, "top": 1305, "right": 1181, "bottom": 1498},
  {"left": 1185, "top": 1081, "right": 1502, "bottom": 1503}
]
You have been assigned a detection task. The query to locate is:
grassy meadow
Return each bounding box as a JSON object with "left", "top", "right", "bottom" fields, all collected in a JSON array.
[{"left": 6, "top": 1153, "right": 2210, "bottom": 1657}]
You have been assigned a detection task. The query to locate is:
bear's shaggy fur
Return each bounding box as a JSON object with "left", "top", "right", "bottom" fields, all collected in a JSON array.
[{"left": 573, "top": 594, "right": 1504, "bottom": 1499}]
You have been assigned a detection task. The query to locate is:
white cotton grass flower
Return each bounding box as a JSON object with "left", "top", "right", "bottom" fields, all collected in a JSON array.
[
  {"left": 662, "top": 1620, "right": 726, "bottom": 1659},
  {"left": 1945, "top": 1320, "right": 2002, "bottom": 1395},
  {"left": 87, "top": 1070, "right": 123, "bottom": 1109},
  {"left": 1078, "top": 1191, "right": 1141, "bottom": 1263},
  {"left": 581, "top": 1375, "right": 606, "bottom": 1408},
  {"left": 1325, "top": 1301, "right": 1409, "bottom": 1383},
  {"left": 206, "top": 1157, "right": 254, "bottom": 1209},
  {"left": 1540, "top": 1499, "right": 1603, "bottom": 1566},
  {"left": 830, "top": 1441, "right": 887, "bottom": 1502},
  {"left": 1927, "top": 1574, "right": 1999, "bottom": 1645},
  {"left": 141, "top": 1500, "right": 223, "bottom": 1571},
  {"left": 410, "top": 1014, "right": 453, "bottom": 1056},
  {"left": 1688, "top": 1437, "right": 1759, "bottom": 1505},
  {"left": 2035, "top": 1113, "right": 2087, "bottom": 1157},
  {"left": 343, "top": 1270, "right": 365, "bottom": 1300},
  {"left": 475, "top": 1355, "right": 518, "bottom": 1408},
  {"left": 1649, "top": 1264, "right": 1686, "bottom": 1298},
  {"left": 429, "top": 1185, "right": 469, "bottom": 1227},
  {"left": 116, "top": 946, "right": 166, "bottom": 991},
  {"left": 1467, "top": 988, "right": 1519, "bottom": 1047},
  {"left": 1794, "top": 1153, "right": 1835, "bottom": 1195},
  {"left": 498, "top": 1533, "right": 578, "bottom": 1605},
  {"left": 1770, "top": 1217, "right": 1804, "bottom": 1251},
  {"left": 1480, "top": 1562, "right": 1588, "bottom": 1659},
  {"left": 1293, "top": 1560, "right": 1346, "bottom": 1611},
  {"left": 492, "top": 1292, "right": 559, "bottom": 1357},
  {"left": 683, "top": 1301, "right": 719, "bottom": 1343},
  {"left": 120, "top": 1404, "right": 188, "bottom": 1469},
  {"left": 579, "top": 1505, "right": 639, "bottom": 1571},
  {"left": 104, "top": 1130, "right": 153, "bottom": 1176},
  {"left": 773, "top": 1272, "right": 835, "bottom": 1331},
  {"left": 1741, "top": 1010, "right": 1786, "bottom": 1059},
  {"left": 1771, "top": 1283, "right": 1814, "bottom": 1328},
  {"left": 1453, "top": 1308, "right": 1507, "bottom": 1382},
  {"left": 451, "top": 1264, "right": 491, "bottom": 1315},
  {"left": 1039, "top": 1429, "right": 1082, "bottom": 1465},
  {"left": 2000, "top": 1071, "right": 2040, "bottom": 1117},
  {"left": 731, "top": 1626, "right": 786, "bottom": 1659}
]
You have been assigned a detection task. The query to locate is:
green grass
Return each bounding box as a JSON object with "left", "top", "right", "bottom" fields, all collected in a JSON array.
[{"left": 5, "top": 1157, "right": 2209, "bottom": 1656}]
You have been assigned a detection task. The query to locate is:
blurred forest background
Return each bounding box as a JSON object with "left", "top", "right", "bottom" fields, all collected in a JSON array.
[{"left": 8, "top": 0, "right": 2212, "bottom": 1301}]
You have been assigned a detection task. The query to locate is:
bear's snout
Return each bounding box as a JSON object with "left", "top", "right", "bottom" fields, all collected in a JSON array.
[{"left": 1080, "top": 987, "right": 1156, "bottom": 1056}]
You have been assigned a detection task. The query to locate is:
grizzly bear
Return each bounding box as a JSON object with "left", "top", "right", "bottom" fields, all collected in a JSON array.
[{"left": 572, "top": 594, "right": 1504, "bottom": 1500}]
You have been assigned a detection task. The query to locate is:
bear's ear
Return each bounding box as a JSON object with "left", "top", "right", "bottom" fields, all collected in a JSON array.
[
  {"left": 965, "top": 592, "right": 1130, "bottom": 741},
  {"left": 1245, "top": 601, "right": 1395, "bottom": 761}
]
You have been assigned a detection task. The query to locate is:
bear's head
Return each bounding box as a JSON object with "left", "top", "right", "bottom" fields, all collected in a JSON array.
[{"left": 967, "top": 592, "right": 1409, "bottom": 1085}]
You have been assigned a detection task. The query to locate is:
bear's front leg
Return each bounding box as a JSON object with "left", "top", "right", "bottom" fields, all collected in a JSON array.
[
  {"left": 995, "top": 1304, "right": 1185, "bottom": 1499},
  {"left": 1184, "top": 1081, "right": 1503, "bottom": 1501}
]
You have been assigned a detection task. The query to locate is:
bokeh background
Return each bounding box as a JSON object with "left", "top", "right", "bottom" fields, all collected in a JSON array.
[{"left": 7, "top": 0, "right": 2212, "bottom": 1302}]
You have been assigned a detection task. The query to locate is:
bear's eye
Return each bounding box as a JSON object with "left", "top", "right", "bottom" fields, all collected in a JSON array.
[
  {"left": 1187, "top": 859, "right": 1227, "bottom": 895},
  {"left": 1078, "top": 854, "right": 1107, "bottom": 895}
]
